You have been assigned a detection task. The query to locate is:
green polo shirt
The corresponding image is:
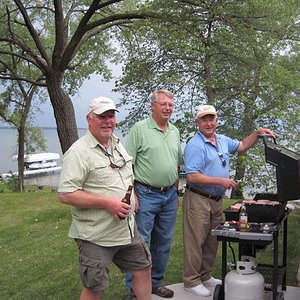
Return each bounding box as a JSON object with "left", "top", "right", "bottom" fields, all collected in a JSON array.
[
  {"left": 125, "top": 116, "right": 183, "bottom": 187},
  {"left": 58, "top": 131, "right": 135, "bottom": 247}
]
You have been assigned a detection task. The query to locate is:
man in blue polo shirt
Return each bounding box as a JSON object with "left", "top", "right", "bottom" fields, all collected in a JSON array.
[{"left": 183, "top": 104, "right": 275, "bottom": 297}]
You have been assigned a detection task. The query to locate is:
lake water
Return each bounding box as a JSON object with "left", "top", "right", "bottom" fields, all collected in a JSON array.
[
  {"left": 0, "top": 127, "right": 254, "bottom": 196},
  {"left": 0, "top": 127, "right": 125, "bottom": 187},
  {"left": 1, "top": 127, "right": 260, "bottom": 198},
  {"left": 1, "top": 127, "right": 78, "bottom": 173},
  {"left": 0, "top": 127, "right": 128, "bottom": 172}
]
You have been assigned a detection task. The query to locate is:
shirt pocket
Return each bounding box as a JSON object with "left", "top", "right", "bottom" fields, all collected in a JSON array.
[
  {"left": 89, "top": 160, "right": 111, "bottom": 184},
  {"left": 89, "top": 155, "right": 133, "bottom": 185}
]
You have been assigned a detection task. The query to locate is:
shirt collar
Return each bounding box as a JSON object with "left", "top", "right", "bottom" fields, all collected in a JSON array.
[
  {"left": 147, "top": 116, "right": 173, "bottom": 131},
  {"left": 197, "top": 131, "right": 221, "bottom": 145}
]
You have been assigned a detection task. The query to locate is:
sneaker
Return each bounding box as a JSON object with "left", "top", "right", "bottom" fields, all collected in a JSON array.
[
  {"left": 203, "top": 276, "right": 222, "bottom": 287},
  {"left": 152, "top": 286, "right": 174, "bottom": 298},
  {"left": 184, "top": 284, "right": 211, "bottom": 297}
]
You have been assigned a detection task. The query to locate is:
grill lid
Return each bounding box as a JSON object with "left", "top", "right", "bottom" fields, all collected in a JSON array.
[{"left": 259, "top": 135, "right": 300, "bottom": 202}]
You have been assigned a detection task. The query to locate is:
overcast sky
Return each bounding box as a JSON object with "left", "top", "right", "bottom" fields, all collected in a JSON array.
[
  {"left": 34, "top": 73, "right": 124, "bottom": 128},
  {"left": 34, "top": 66, "right": 128, "bottom": 129}
]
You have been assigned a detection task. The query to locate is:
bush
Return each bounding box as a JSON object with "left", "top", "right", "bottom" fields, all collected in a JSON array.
[{"left": 2, "top": 173, "right": 19, "bottom": 192}]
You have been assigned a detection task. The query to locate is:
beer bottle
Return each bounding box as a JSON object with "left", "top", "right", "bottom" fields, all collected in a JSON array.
[
  {"left": 122, "top": 185, "right": 133, "bottom": 205},
  {"left": 120, "top": 185, "right": 133, "bottom": 219},
  {"left": 239, "top": 201, "right": 248, "bottom": 231}
]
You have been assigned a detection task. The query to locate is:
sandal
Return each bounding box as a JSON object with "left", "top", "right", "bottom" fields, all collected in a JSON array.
[{"left": 152, "top": 286, "right": 174, "bottom": 298}]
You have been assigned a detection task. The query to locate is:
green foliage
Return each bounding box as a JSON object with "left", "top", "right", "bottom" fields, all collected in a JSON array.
[
  {"left": 1, "top": 173, "right": 19, "bottom": 192},
  {"left": 115, "top": 0, "right": 300, "bottom": 194},
  {"left": 25, "top": 127, "right": 47, "bottom": 153},
  {"left": 0, "top": 0, "right": 161, "bottom": 152},
  {"left": 117, "top": 0, "right": 300, "bottom": 134}
]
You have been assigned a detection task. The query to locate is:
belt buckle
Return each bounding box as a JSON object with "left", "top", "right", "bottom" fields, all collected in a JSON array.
[
  {"left": 207, "top": 193, "right": 218, "bottom": 201},
  {"left": 160, "top": 186, "right": 170, "bottom": 193}
]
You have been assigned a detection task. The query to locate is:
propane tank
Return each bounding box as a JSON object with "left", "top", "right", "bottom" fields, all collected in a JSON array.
[{"left": 225, "top": 256, "right": 264, "bottom": 300}]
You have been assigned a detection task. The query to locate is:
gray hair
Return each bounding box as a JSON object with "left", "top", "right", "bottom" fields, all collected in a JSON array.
[{"left": 150, "top": 89, "right": 174, "bottom": 102}]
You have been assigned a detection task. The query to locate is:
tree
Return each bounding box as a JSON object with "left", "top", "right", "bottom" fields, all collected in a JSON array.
[
  {"left": 0, "top": 76, "right": 47, "bottom": 191},
  {"left": 116, "top": 0, "right": 300, "bottom": 196},
  {"left": 0, "top": 40, "right": 47, "bottom": 191},
  {"left": 0, "top": 81, "right": 47, "bottom": 191},
  {"left": 0, "top": 0, "right": 156, "bottom": 153}
]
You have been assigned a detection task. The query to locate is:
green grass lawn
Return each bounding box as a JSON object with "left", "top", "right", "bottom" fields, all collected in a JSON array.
[{"left": 0, "top": 189, "right": 299, "bottom": 299}]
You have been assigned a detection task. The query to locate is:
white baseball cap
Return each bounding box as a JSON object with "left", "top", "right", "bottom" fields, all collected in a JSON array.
[
  {"left": 88, "top": 96, "right": 119, "bottom": 115},
  {"left": 196, "top": 105, "right": 217, "bottom": 118}
]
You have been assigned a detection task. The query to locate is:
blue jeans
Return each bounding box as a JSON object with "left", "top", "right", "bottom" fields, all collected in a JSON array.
[{"left": 126, "top": 182, "right": 178, "bottom": 292}]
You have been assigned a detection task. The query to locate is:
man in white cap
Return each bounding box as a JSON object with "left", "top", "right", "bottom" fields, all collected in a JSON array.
[
  {"left": 58, "top": 97, "right": 152, "bottom": 300},
  {"left": 183, "top": 104, "right": 275, "bottom": 297}
]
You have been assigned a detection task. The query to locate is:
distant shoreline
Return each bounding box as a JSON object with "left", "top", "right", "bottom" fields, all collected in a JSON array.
[{"left": 0, "top": 126, "right": 87, "bottom": 130}]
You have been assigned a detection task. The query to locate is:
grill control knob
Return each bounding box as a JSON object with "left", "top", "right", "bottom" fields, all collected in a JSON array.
[{"left": 263, "top": 224, "right": 270, "bottom": 231}]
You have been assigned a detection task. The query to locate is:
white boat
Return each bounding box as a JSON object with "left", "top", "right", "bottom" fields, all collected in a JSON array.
[
  {"left": 1, "top": 152, "right": 61, "bottom": 180},
  {"left": 13, "top": 152, "right": 60, "bottom": 170}
]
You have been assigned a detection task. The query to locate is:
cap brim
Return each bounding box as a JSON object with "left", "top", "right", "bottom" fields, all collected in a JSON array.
[
  {"left": 93, "top": 108, "right": 119, "bottom": 115},
  {"left": 198, "top": 112, "right": 217, "bottom": 118}
]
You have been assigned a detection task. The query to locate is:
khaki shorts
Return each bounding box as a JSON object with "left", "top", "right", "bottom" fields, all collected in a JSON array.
[{"left": 75, "top": 230, "right": 151, "bottom": 292}]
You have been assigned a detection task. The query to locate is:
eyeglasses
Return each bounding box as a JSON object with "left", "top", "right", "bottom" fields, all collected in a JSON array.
[
  {"left": 153, "top": 102, "right": 174, "bottom": 109},
  {"left": 218, "top": 153, "right": 227, "bottom": 167},
  {"left": 100, "top": 147, "right": 126, "bottom": 169}
]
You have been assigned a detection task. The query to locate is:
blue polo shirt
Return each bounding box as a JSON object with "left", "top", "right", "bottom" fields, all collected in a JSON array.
[{"left": 184, "top": 131, "right": 239, "bottom": 197}]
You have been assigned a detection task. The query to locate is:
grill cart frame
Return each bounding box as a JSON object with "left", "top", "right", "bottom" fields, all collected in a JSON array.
[
  {"left": 212, "top": 136, "right": 300, "bottom": 300},
  {"left": 212, "top": 212, "right": 288, "bottom": 300}
]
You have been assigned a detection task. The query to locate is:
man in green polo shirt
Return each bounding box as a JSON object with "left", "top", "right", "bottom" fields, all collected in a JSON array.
[
  {"left": 58, "top": 96, "right": 151, "bottom": 300},
  {"left": 125, "top": 89, "right": 183, "bottom": 299}
]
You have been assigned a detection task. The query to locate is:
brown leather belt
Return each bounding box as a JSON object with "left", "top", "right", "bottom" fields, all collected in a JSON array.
[
  {"left": 185, "top": 184, "right": 223, "bottom": 201},
  {"left": 134, "top": 180, "right": 174, "bottom": 193}
]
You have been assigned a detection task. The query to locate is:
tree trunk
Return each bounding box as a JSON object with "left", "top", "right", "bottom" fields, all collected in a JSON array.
[
  {"left": 230, "top": 102, "right": 255, "bottom": 199},
  {"left": 17, "top": 127, "right": 25, "bottom": 192},
  {"left": 230, "top": 153, "right": 247, "bottom": 199},
  {"left": 46, "top": 78, "right": 79, "bottom": 153}
]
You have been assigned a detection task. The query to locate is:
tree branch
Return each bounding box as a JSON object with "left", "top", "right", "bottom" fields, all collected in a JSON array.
[
  {"left": 13, "top": 0, "right": 51, "bottom": 66},
  {"left": 0, "top": 48, "right": 45, "bottom": 69},
  {"left": 60, "top": 11, "right": 155, "bottom": 71},
  {"left": 0, "top": 74, "right": 46, "bottom": 86}
]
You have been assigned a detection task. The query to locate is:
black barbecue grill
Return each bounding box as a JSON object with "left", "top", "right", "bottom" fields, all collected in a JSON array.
[
  {"left": 262, "top": 135, "right": 300, "bottom": 202},
  {"left": 212, "top": 135, "right": 300, "bottom": 300},
  {"left": 224, "top": 135, "right": 300, "bottom": 223}
]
